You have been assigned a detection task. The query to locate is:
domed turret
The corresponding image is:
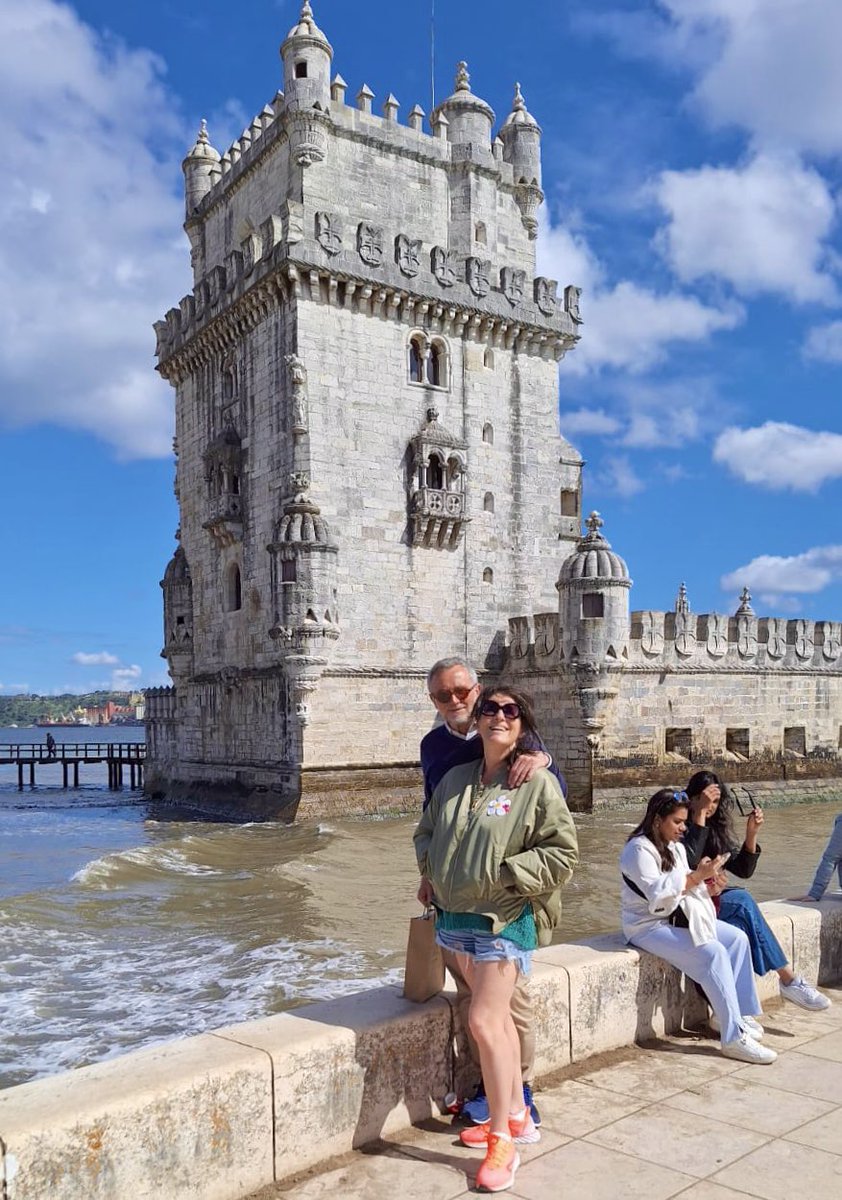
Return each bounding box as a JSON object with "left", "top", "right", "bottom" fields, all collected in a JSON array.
[
  {"left": 280, "top": 2, "right": 333, "bottom": 113},
  {"left": 498, "top": 83, "right": 544, "bottom": 238},
  {"left": 160, "top": 546, "right": 194, "bottom": 676},
  {"left": 557, "top": 512, "right": 632, "bottom": 663},
  {"left": 182, "top": 120, "right": 221, "bottom": 216},
  {"left": 431, "top": 62, "right": 494, "bottom": 152},
  {"left": 267, "top": 474, "right": 339, "bottom": 653}
]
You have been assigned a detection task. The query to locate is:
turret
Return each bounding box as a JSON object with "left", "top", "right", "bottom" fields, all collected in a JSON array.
[
  {"left": 556, "top": 512, "right": 631, "bottom": 664},
  {"left": 160, "top": 545, "right": 195, "bottom": 681},
  {"left": 182, "top": 120, "right": 220, "bottom": 216},
  {"left": 431, "top": 62, "right": 494, "bottom": 153},
  {"left": 280, "top": 2, "right": 333, "bottom": 113},
  {"left": 498, "top": 83, "right": 544, "bottom": 238}
]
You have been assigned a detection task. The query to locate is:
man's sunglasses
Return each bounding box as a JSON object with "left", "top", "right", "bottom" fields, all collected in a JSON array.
[
  {"left": 732, "top": 786, "right": 758, "bottom": 818},
  {"left": 429, "top": 686, "right": 476, "bottom": 704},
  {"left": 478, "top": 700, "right": 521, "bottom": 720}
]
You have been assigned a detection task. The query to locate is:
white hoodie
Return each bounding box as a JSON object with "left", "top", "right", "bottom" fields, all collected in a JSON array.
[{"left": 620, "top": 835, "right": 717, "bottom": 946}]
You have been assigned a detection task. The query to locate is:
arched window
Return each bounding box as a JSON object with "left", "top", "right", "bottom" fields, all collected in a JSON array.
[
  {"left": 409, "top": 337, "right": 424, "bottom": 384},
  {"left": 482, "top": 567, "right": 494, "bottom": 584},
  {"left": 427, "top": 342, "right": 443, "bottom": 387},
  {"left": 426, "top": 454, "right": 444, "bottom": 490},
  {"left": 225, "top": 563, "right": 243, "bottom": 612},
  {"left": 483, "top": 492, "right": 495, "bottom": 513},
  {"left": 475, "top": 221, "right": 487, "bottom": 245},
  {"left": 482, "top": 422, "right": 494, "bottom": 445},
  {"left": 446, "top": 456, "right": 463, "bottom": 489},
  {"left": 483, "top": 348, "right": 494, "bottom": 369},
  {"left": 231, "top": 473, "right": 240, "bottom": 496}
]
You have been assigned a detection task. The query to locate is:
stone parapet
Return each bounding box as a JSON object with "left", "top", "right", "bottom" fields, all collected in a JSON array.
[{"left": 3, "top": 901, "right": 839, "bottom": 1199}]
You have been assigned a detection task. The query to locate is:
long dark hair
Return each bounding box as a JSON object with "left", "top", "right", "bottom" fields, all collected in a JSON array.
[
  {"left": 686, "top": 769, "right": 736, "bottom": 857},
  {"left": 628, "top": 788, "right": 689, "bottom": 871},
  {"left": 472, "top": 684, "right": 539, "bottom": 765}
]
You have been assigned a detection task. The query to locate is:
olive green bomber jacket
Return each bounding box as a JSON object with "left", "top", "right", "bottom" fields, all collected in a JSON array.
[{"left": 413, "top": 762, "right": 579, "bottom": 946}]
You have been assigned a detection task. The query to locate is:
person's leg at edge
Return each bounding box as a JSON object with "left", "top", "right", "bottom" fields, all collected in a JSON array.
[
  {"left": 461, "top": 954, "right": 522, "bottom": 1133},
  {"left": 809, "top": 814, "right": 842, "bottom": 901},
  {"left": 632, "top": 924, "right": 747, "bottom": 1044}
]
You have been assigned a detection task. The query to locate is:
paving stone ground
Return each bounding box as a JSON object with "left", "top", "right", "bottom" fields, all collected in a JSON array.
[{"left": 250, "top": 985, "right": 842, "bottom": 1199}]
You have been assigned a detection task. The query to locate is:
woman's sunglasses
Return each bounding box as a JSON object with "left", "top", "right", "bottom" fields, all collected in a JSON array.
[
  {"left": 732, "top": 786, "right": 758, "bottom": 817},
  {"left": 478, "top": 700, "right": 521, "bottom": 720}
]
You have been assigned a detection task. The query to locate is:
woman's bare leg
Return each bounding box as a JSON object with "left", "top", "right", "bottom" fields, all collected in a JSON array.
[{"left": 460, "top": 955, "right": 522, "bottom": 1131}]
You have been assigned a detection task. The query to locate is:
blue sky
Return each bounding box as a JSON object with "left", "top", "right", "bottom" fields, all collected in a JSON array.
[{"left": 2, "top": 0, "right": 842, "bottom": 695}]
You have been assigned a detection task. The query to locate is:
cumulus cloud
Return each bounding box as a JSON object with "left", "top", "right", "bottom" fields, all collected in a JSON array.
[
  {"left": 594, "top": 454, "right": 645, "bottom": 498},
  {"left": 0, "top": 0, "right": 191, "bottom": 458},
  {"left": 803, "top": 320, "right": 842, "bottom": 364},
  {"left": 654, "top": 153, "right": 837, "bottom": 303},
  {"left": 713, "top": 422, "right": 842, "bottom": 491},
  {"left": 112, "top": 665, "right": 143, "bottom": 686},
  {"left": 538, "top": 219, "right": 742, "bottom": 375},
  {"left": 721, "top": 545, "right": 842, "bottom": 596},
  {"left": 72, "top": 651, "right": 120, "bottom": 666},
  {"left": 559, "top": 408, "right": 622, "bottom": 437}
]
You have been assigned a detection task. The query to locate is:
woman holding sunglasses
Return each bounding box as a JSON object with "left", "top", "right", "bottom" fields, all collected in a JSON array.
[
  {"left": 414, "top": 685, "right": 577, "bottom": 1193},
  {"left": 683, "top": 770, "right": 830, "bottom": 1013},
  {"left": 621, "top": 788, "right": 776, "bottom": 1064}
]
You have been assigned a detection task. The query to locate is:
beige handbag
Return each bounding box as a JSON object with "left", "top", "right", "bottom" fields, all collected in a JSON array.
[{"left": 402, "top": 907, "right": 445, "bottom": 1002}]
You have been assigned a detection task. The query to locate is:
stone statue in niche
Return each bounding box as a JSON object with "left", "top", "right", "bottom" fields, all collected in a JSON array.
[
  {"left": 674, "top": 610, "right": 696, "bottom": 657},
  {"left": 766, "top": 617, "right": 786, "bottom": 659},
  {"left": 395, "top": 234, "right": 421, "bottom": 277},
  {"left": 534, "top": 612, "right": 557, "bottom": 657},
  {"left": 821, "top": 621, "right": 842, "bottom": 661},
  {"left": 564, "top": 284, "right": 583, "bottom": 323},
  {"left": 737, "top": 614, "right": 758, "bottom": 658},
  {"left": 501, "top": 266, "right": 525, "bottom": 306},
  {"left": 534, "top": 276, "right": 557, "bottom": 316},
  {"left": 357, "top": 222, "right": 383, "bottom": 267},
  {"left": 794, "top": 619, "right": 814, "bottom": 660},
  {"left": 315, "top": 211, "right": 342, "bottom": 256},
  {"left": 431, "top": 246, "right": 456, "bottom": 288},
  {"left": 640, "top": 611, "right": 664, "bottom": 656},
  {"left": 466, "top": 257, "right": 491, "bottom": 297},
  {"left": 507, "top": 615, "right": 531, "bottom": 659},
  {"left": 285, "top": 354, "right": 308, "bottom": 434},
  {"left": 706, "top": 612, "right": 728, "bottom": 657}
]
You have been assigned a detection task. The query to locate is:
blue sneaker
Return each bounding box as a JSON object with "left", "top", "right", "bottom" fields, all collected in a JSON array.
[
  {"left": 461, "top": 1082, "right": 489, "bottom": 1125},
  {"left": 523, "top": 1082, "right": 541, "bottom": 1127}
]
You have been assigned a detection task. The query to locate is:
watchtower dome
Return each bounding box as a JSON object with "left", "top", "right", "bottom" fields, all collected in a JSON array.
[
  {"left": 280, "top": 1, "right": 333, "bottom": 112},
  {"left": 557, "top": 513, "right": 631, "bottom": 664}
]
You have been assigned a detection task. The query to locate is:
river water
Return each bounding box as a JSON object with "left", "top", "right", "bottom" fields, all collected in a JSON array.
[{"left": 1, "top": 726, "right": 839, "bottom": 1090}]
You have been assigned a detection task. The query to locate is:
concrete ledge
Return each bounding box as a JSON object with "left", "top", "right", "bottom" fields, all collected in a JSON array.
[{"left": 2, "top": 901, "right": 840, "bottom": 1200}]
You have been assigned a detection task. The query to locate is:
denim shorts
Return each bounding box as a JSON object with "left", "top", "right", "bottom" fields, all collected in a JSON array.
[{"left": 435, "top": 926, "right": 532, "bottom": 976}]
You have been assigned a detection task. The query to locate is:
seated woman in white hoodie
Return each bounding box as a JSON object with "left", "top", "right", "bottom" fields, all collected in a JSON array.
[{"left": 619, "top": 788, "right": 776, "bottom": 1065}]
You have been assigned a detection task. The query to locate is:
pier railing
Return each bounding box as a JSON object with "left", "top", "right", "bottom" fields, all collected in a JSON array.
[{"left": 0, "top": 743, "right": 146, "bottom": 789}]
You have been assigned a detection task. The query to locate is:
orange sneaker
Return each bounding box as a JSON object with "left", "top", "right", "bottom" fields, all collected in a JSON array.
[
  {"left": 460, "top": 1108, "right": 540, "bottom": 1148},
  {"left": 476, "top": 1132, "right": 520, "bottom": 1192}
]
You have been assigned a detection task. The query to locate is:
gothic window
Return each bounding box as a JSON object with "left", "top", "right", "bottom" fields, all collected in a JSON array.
[
  {"left": 482, "top": 422, "right": 494, "bottom": 445},
  {"left": 582, "top": 592, "right": 604, "bottom": 618},
  {"left": 446, "top": 455, "right": 464, "bottom": 490},
  {"left": 427, "top": 341, "right": 444, "bottom": 387},
  {"left": 483, "top": 492, "right": 495, "bottom": 513},
  {"left": 726, "top": 728, "right": 750, "bottom": 760},
  {"left": 426, "top": 453, "right": 444, "bottom": 490},
  {"left": 475, "top": 221, "right": 487, "bottom": 245},
  {"left": 483, "top": 568, "right": 494, "bottom": 584},
  {"left": 483, "top": 348, "right": 494, "bottom": 369},
  {"left": 221, "top": 359, "right": 237, "bottom": 401},
  {"left": 560, "top": 489, "right": 578, "bottom": 517},
  {"left": 225, "top": 563, "right": 243, "bottom": 612},
  {"left": 231, "top": 473, "right": 240, "bottom": 496},
  {"left": 409, "top": 336, "right": 424, "bottom": 384},
  {"left": 295, "top": 61, "right": 308, "bottom": 79}
]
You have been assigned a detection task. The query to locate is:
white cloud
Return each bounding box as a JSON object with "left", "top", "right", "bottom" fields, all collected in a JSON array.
[
  {"left": 594, "top": 455, "right": 645, "bottom": 498},
  {"left": 660, "top": 0, "right": 842, "bottom": 155},
  {"left": 654, "top": 153, "right": 837, "bottom": 303},
  {"left": 0, "top": 0, "right": 191, "bottom": 458},
  {"left": 721, "top": 545, "right": 842, "bottom": 595},
  {"left": 72, "top": 651, "right": 120, "bottom": 666},
  {"left": 713, "top": 421, "right": 842, "bottom": 491},
  {"left": 803, "top": 320, "right": 842, "bottom": 364},
  {"left": 755, "top": 594, "right": 803, "bottom": 614},
  {"left": 112, "top": 665, "right": 143, "bottom": 686},
  {"left": 559, "top": 408, "right": 622, "bottom": 437},
  {"left": 538, "top": 219, "right": 742, "bottom": 375}
]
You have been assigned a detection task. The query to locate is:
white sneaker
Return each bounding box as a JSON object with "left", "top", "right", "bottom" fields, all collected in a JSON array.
[
  {"left": 709, "top": 1012, "right": 765, "bottom": 1040},
  {"left": 780, "top": 977, "right": 832, "bottom": 1011},
  {"left": 721, "top": 1032, "right": 777, "bottom": 1065}
]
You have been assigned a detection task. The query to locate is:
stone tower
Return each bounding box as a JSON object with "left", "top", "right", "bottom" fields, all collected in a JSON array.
[{"left": 147, "top": 4, "right": 584, "bottom": 818}]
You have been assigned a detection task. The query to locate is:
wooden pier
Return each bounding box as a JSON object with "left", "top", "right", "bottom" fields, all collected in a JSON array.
[{"left": 0, "top": 743, "right": 146, "bottom": 790}]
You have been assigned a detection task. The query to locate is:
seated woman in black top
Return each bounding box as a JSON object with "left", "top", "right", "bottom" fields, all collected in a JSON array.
[{"left": 683, "top": 771, "right": 830, "bottom": 1014}]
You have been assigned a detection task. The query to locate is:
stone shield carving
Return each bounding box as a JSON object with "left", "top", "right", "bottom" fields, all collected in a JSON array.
[
  {"left": 640, "top": 611, "right": 664, "bottom": 656},
  {"left": 706, "top": 612, "right": 728, "bottom": 657},
  {"left": 357, "top": 223, "right": 383, "bottom": 267},
  {"left": 507, "top": 616, "right": 531, "bottom": 660},
  {"left": 766, "top": 617, "right": 786, "bottom": 659},
  {"left": 564, "top": 284, "right": 583, "bottom": 323},
  {"left": 821, "top": 621, "right": 842, "bottom": 661},
  {"left": 316, "top": 211, "right": 342, "bottom": 256},
  {"left": 794, "top": 619, "right": 814, "bottom": 660},
  {"left": 466, "top": 257, "right": 491, "bottom": 298},
  {"left": 501, "top": 267, "right": 525, "bottom": 306},
  {"left": 395, "top": 234, "right": 421, "bottom": 277},
  {"left": 534, "top": 613, "right": 558, "bottom": 657},
  {"left": 534, "top": 277, "right": 557, "bottom": 316},
  {"left": 737, "top": 615, "right": 758, "bottom": 658},
  {"left": 431, "top": 246, "right": 456, "bottom": 288},
  {"left": 674, "top": 611, "right": 696, "bottom": 657}
]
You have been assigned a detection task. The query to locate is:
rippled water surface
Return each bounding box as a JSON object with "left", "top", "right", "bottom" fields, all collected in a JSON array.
[{"left": 2, "top": 727, "right": 840, "bottom": 1090}]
